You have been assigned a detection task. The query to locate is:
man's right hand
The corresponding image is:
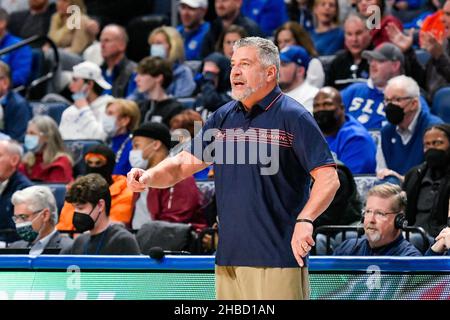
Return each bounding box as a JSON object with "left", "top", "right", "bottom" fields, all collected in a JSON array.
[{"left": 127, "top": 168, "right": 150, "bottom": 192}]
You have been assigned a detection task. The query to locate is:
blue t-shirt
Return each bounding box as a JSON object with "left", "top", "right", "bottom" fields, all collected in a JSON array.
[
  {"left": 341, "top": 80, "right": 431, "bottom": 130},
  {"left": 111, "top": 133, "right": 132, "bottom": 176},
  {"left": 311, "top": 28, "right": 344, "bottom": 55},
  {"left": 326, "top": 114, "right": 376, "bottom": 174},
  {"left": 241, "top": 0, "right": 288, "bottom": 37},
  {"left": 177, "top": 22, "right": 210, "bottom": 61},
  {"left": 333, "top": 234, "right": 422, "bottom": 256},
  {"left": 189, "top": 86, "right": 335, "bottom": 268}
]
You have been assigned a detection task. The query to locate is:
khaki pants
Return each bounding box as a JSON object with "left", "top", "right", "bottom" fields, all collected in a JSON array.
[{"left": 215, "top": 265, "right": 310, "bottom": 300}]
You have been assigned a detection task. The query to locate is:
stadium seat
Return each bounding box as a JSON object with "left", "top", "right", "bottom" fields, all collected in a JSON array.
[
  {"left": 30, "top": 101, "right": 69, "bottom": 125},
  {"left": 318, "top": 55, "right": 336, "bottom": 75},
  {"left": 63, "top": 140, "right": 104, "bottom": 178},
  {"left": 185, "top": 60, "right": 203, "bottom": 75},
  {"left": 178, "top": 97, "right": 196, "bottom": 109},
  {"left": 135, "top": 220, "right": 194, "bottom": 254},
  {"left": 368, "top": 129, "right": 381, "bottom": 150},
  {"left": 354, "top": 174, "right": 379, "bottom": 203},
  {"left": 432, "top": 86, "right": 450, "bottom": 123},
  {"left": 37, "top": 183, "right": 67, "bottom": 214},
  {"left": 415, "top": 49, "right": 431, "bottom": 67}
]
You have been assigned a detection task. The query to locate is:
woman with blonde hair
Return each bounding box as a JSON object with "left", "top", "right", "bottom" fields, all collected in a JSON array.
[
  {"left": 19, "top": 115, "right": 73, "bottom": 183},
  {"left": 148, "top": 26, "right": 196, "bottom": 98},
  {"left": 102, "top": 99, "right": 141, "bottom": 176}
]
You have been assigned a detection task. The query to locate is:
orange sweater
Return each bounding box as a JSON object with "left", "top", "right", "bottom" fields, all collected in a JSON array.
[
  {"left": 420, "top": 10, "right": 445, "bottom": 43},
  {"left": 56, "top": 175, "right": 133, "bottom": 231}
]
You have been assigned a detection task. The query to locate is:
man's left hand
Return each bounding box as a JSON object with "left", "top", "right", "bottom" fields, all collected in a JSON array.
[{"left": 291, "top": 221, "right": 315, "bottom": 267}]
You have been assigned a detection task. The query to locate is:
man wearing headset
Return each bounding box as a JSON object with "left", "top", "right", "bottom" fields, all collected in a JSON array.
[{"left": 333, "top": 183, "right": 422, "bottom": 256}]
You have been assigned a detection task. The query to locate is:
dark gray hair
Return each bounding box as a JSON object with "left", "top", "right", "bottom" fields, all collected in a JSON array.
[
  {"left": 12, "top": 186, "right": 58, "bottom": 224},
  {"left": 233, "top": 37, "right": 280, "bottom": 81}
]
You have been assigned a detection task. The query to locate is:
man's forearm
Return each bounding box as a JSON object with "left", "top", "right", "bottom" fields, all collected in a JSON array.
[{"left": 297, "top": 168, "right": 340, "bottom": 221}]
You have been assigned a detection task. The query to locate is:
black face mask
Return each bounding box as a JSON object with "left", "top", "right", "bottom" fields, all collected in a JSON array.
[
  {"left": 385, "top": 103, "right": 405, "bottom": 125},
  {"left": 425, "top": 148, "right": 450, "bottom": 169},
  {"left": 86, "top": 165, "right": 113, "bottom": 185},
  {"left": 314, "top": 110, "right": 338, "bottom": 132},
  {"left": 73, "top": 205, "right": 100, "bottom": 233}
]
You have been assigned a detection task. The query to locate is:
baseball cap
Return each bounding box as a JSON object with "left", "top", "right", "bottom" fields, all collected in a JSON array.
[
  {"left": 72, "top": 61, "right": 112, "bottom": 90},
  {"left": 179, "top": 0, "right": 208, "bottom": 8},
  {"left": 279, "top": 45, "right": 311, "bottom": 70},
  {"left": 132, "top": 122, "right": 174, "bottom": 150},
  {"left": 362, "top": 43, "right": 404, "bottom": 65}
]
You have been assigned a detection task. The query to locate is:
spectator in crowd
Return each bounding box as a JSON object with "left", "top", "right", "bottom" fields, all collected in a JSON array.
[
  {"left": 387, "top": 0, "right": 450, "bottom": 103},
  {"left": 420, "top": 0, "right": 446, "bottom": 42},
  {"left": 47, "top": 0, "right": 94, "bottom": 55},
  {"left": 399, "top": 124, "right": 450, "bottom": 238},
  {"left": 279, "top": 45, "right": 318, "bottom": 112},
  {"left": 0, "top": 8, "right": 32, "bottom": 87},
  {"left": 9, "top": 186, "right": 73, "bottom": 255},
  {"left": 310, "top": 0, "right": 345, "bottom": 55},
  {"left": 313, "top": 87, "right": 377, "bottom": 174},
  {"left": 240, "top": 0, "right": 288, "bottom": 36},
  {"left": 100, "top": 24, "right": 137, "bottom": 98},
  {"left": 215, "top": 24, "right": 247, "bottom": 59},
  {"left": 333, "top": 183, "right": 422, "bottom": 256},
  {"left": 377, "top": 76, "right": 443, "bottom": 176},
  {"left": 19, "top": 115, "right": 73, "bottom": 183},
  {"left": 177, "top": 0, "right": 210, "bottom": 61},
  {"left": 59, "top": 61, "right": 113, "bottom": 141},
  {"left": 0, "top": 140, "right": 32, "bottom": 243},
  {"left": 426, "top": 226, "right": 450, "bottom": 255},
  {"left": 201, "top": 0, "right": 263, "bottom": 58},
  {"left": 287, "top": 0, "right": 315, "bottom": 31},
  {"left": 326, "top": 14, "right": 371, "bottom": 90},
  {"left": 60, "top": 173, "right": 140, "bottom": 255},
  {"left": 0, "top": 61, "right": 32, "bottom": 142},
  {"left": 134, "top": 57, "right": 184, "bottom": 127},
  {"left": 102, "top": 99, "right": 140, "bottom": 176},
  {"left": 195, "top": 52, "right": 232, "bottom": 113},
  {"left": 9, "top": 0, "right": 56, "bottom": 42},
  {"left": 57, "top": 144, "right": 133, "bottom": 231},
  {"left": 148, "top": 26, "right": 196, "bottom": 98},
  {"left": 356, "top": 0, "right": 403, "bottom": 47},
  {"left": 0, "top": 0, "right": 29, "bottom": 13},
  {"left": 341, "top": 43, "right": 431, "bottom": 130},
  {"left": 274, "top": 21, "right": 325, "bottom": 88},
  {"left": 129, "top": 122, "right": 206, "bottom": 232}
]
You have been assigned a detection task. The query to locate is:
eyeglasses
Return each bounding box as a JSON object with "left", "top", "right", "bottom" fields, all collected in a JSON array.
[
  {"left": 362, "top": 209, "right": 401, "bottom": 220},
  {"left": 383, "top": 96, "right": 414, "bottom": 105},
  {"left": 12, "top": 210, "right": 43, "bottom": 223}
]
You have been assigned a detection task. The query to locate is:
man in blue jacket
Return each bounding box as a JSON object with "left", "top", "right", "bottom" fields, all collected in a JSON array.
[
  {"left": 0, "top": 8, "right": 32, "bottom": 87},
  {"left": 0, "top": 140, "right": 33, "bottom": 244},
  {"left": 334, "top": 183, "right": 422, "bottom": 256},
  {"left": 0, "top": 61, "right": 32, "bottom": 142}
]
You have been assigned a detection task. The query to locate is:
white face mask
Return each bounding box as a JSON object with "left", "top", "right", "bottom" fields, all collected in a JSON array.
[
  {"left": 150, "top": 44, "right": 167, "bottom": 58},
  {"left": 102, "top": 114, "right": 117, "bottom": 137},
  {"left": 129, "top": 149, "right": 149, "bottom": 169}
]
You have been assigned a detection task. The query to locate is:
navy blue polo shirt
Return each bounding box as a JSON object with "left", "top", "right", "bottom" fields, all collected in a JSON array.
[{"left": 188, "top": 86, "right": 335, "bottom": 268}]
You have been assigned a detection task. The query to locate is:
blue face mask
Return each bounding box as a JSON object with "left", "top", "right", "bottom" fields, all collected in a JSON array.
[
  {"left": 24, "top": 134, "right": 40, "bottom": 152},
  {"left": 150, "top": 44, "right": 167, "bottom": 58},
  {"left": 129, "top": 149, "right": 149, "bottom": 169}
]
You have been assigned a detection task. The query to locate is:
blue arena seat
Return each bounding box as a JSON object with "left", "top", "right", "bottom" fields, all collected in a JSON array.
[
  {"left": 39, "top": 183, "right": 67, "bottom": 214},
  {"left": 415, "top": 49, "right": 431, "bottom": 67},
  {"left": 30, "top": 101, "right": 69, "bottom": 125},
  {"left": 432, "top": 86, "right": 450, "bottom": 123},
  {"left": 354, "top": 174, "right": 379, "bottom": 203},
  {"left": 178, "top": 97, "right": 196, "bottom": 109},
  {"left": 63, "top": 140, "right": 104, "bottom": 178}
]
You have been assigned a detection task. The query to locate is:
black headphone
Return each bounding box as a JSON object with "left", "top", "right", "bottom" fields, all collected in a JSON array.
[{"left": 361, "top": 212, "right": 408, "bottom": 230}]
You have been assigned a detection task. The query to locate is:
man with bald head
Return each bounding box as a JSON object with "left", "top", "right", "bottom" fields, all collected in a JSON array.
[
  {"left": 313, "top": 87, "right": 376, "bottom": 174},
  {"left": 326, "top": 14, "right": 371, "bottom": 90},
  {"left": 100, "top": 24, "right": 137, "bottom": 98}
]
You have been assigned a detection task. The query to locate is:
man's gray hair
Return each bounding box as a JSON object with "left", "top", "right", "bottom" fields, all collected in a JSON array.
[
  {"left": 233, "top": 37, "right": 280, "bottom": 81},
  {"left": 0, "top": 140, "right": 23, "bottom": 158},
  {"left": 387, "top": 75, "right": 420, "bottom": 98},
  {"left": 12, "top": 186, "right": 58, "bottom": 225}
]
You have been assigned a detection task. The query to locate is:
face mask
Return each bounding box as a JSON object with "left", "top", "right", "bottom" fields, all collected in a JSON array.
[
  {"left": 24, "top": 134, "right": 40, "bottom": 152},
  {"left": 16, "top": 221, "right": 39, "bottom": 243},
  {"left": 425, "top": 148, "right": 449, "bottom": 169},
  {"left": 150, "top": 44, "right": 167, "bottom": 58},
  {"left": 71, "top": 91, "right": 87, "bottom": 101},
  {"left": 385, "top": 103, "right": 405, "bottom": 125},
  {"left": 72, "top": 205, "right": 99, "bottom": 233},
  {"left": 313, "top": 110, "right": 338, "bottom": 132},
  {"left": 129, "top": 149, "right": 149, "bottom": 169},
  {"left": 102, "top": 115, "right": 117, "bottom": 137},
  {"left": 86, "top": 165, "right": 113, "bottom": 185}
]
